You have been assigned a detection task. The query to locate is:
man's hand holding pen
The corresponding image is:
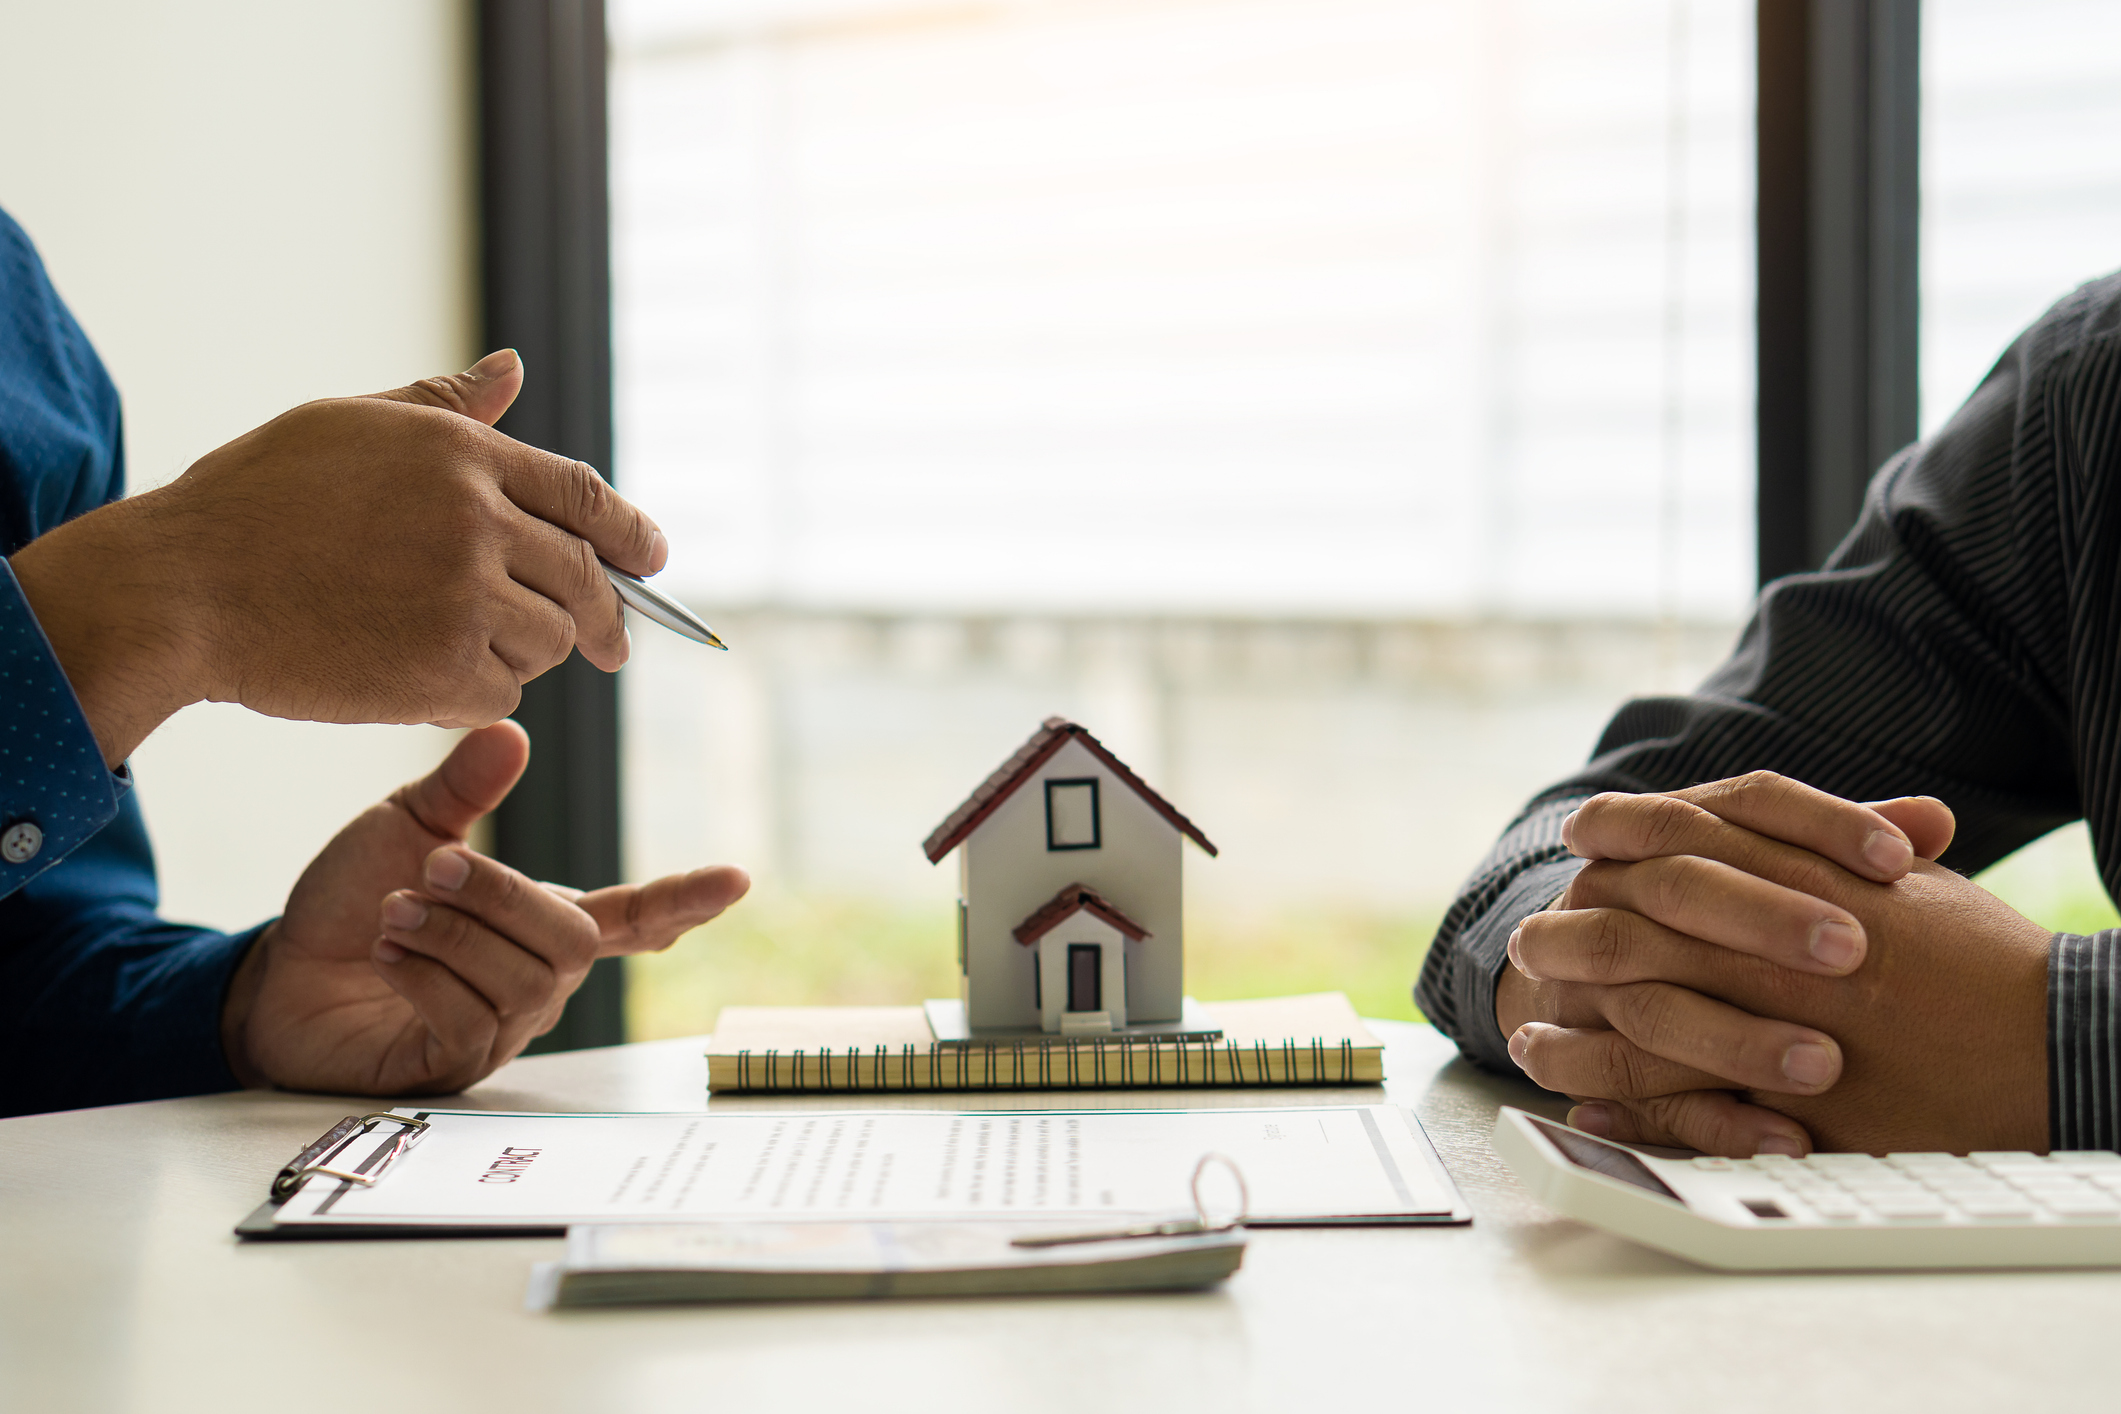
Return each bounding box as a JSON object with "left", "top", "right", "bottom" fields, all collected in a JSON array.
[{"left": 10, "top": 348, "right": 667, "bottom": 767}]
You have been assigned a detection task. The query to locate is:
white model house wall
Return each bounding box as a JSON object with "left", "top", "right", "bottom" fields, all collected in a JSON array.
[{"left": 958, "top": 738, "right": 1183, "bottom": 1030}]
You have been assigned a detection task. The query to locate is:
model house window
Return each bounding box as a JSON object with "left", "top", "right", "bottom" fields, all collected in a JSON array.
[
  {"left": 1045, "top": 779, "right": 1101, "bottom": 851},
  {"left": 1067, "top": 943, "right": 1102, "bottom": 1013}
]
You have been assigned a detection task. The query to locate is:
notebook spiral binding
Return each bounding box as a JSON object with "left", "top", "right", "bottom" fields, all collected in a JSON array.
[{"left": 729, "top": 1034, "right": 1360, "bottom": 1094}]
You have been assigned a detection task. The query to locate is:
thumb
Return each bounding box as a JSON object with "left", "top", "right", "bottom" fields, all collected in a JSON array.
[
  {"left": 389, "top": 719, "right": 531, "bottom": 841},
  {"left": 1866, "top": 795, "right": 1957, "bottom": 861},
  {"left": 366, "top": 348, "right": 523, "bottom": 427}
]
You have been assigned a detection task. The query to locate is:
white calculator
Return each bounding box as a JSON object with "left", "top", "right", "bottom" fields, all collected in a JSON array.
[{"left": 1492, "top": 1106, "right": 2121, "bottom": 1270}]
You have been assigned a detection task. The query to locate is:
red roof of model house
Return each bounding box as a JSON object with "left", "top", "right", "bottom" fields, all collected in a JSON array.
[
  {"left": 1011, "top": 883, "right": 1152, "bottom": 947},
  {"left": 920, "top": 716, "right": 1219, "bottom": 864}
]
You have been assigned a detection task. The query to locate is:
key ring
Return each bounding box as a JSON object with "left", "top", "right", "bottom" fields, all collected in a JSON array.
[{"left": 1190, "top": 1152, "right": 1251, "bottom": 1232}]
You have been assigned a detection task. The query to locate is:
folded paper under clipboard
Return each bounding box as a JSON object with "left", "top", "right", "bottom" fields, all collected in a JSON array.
[{"left": 238, "top": 1104, "right": 1471, "bottom": 1241}]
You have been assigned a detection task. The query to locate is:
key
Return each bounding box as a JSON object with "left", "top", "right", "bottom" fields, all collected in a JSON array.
[{"left": 1011, "top": 1216, "right": 1218, "bottom": 1247}]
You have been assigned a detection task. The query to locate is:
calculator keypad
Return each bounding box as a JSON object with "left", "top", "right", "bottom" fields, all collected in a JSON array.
[{"left": 1694, "top": 1150, "right": 2121, "bottom": 1223}]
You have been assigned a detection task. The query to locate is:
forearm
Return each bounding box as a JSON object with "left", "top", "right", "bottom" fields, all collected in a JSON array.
[{"left": 9, "top": 491, "right": 205, "bottom": 768}]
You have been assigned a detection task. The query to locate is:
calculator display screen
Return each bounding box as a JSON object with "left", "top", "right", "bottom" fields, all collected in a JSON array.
[{"left": 1527, "top": 1116, "right": 1683, "bottom": 1203}]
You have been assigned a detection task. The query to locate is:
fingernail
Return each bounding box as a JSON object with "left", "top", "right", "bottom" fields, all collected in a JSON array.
[
  {"left": 1569, "top": 1103, "right": 1611, "bottom": 1136},
  {"left": 375, "top": 938, "right": 407, "bottom": 963},
  {"left": 649, "top": 529, "right": 669, "bottom": 573},
  {"left": 1862, "top": 828, "right": 1913, "bottom": 876},
  {"left": 1781, "top": 1040, "right": 1837, "bottom": 1087},
  {"left": 426, "top": 849, "right": 471, "bottom": 891},
  {"left": 1507, "top": 1026, "right": 1530, "bottom": 1068},
  {"left": 1755, "top": 1134, "right": 1807, "bottom": 1157},
  {"left": 382, "top": 894, "right": 428, "bottom": 931},
  {"left": 1506, "top": 927, "right": 1537, "bottom": 979},
  {"left": 1807, "top": 918, "right": 1862, "bottom": 971},
  {"left": 1560, "top": 809, "right": 1580, "bottom": 851},
  {"left": 465, "top": 348, "right": 519, "bottom": 380}
]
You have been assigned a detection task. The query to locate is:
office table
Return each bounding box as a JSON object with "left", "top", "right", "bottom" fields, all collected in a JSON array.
[{"left": 2, "top": 1020, "right": 2112, "bottom": 1413}]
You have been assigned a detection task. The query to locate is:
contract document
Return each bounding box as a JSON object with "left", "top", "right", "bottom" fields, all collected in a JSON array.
[{"left": 260, "top": 1105, "right": 1467, "bottom": 1233}]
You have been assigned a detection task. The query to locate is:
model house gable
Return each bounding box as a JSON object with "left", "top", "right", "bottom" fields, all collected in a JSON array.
[
  {"left": 924, "top": 718, "right": 1215, "bottom": 1033},
  {"left": 921, "top": 717, "right": 1217, "bottom": 864}
]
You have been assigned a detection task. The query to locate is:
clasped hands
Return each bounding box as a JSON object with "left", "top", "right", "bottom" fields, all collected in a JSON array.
[{"left": 1496, "top": 773, "right": 2053, "bottom": 1156}]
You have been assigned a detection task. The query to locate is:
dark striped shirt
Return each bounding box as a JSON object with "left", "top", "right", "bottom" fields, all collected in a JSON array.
[{"left": 1416, "top": 273, "right": 2121, "bottom": 1152}]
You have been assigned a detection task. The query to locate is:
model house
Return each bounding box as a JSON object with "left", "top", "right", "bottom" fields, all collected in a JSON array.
[{"left": 922, "top": 717, "right": 1217, "bottom": 1034}]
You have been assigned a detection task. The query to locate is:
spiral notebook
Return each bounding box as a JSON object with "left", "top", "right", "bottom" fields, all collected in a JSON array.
[{"left": 705, "top": 992, "right": 1384, "bottom": 1094}]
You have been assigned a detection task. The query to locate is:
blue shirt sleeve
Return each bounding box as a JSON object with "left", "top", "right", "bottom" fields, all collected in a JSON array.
[
  {"left": 0, "top": 792, "right": 260, "bottom": 1115},
  {"left": 0, "top": 204, "right": 257, "bottom": 1116},
  {"left": 0, "top": 558, "right": 126, "bottom": 889}
]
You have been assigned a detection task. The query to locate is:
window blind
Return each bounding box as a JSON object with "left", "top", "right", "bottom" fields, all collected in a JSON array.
[{"left": 611, "top": 0, "right": 1754, "bottom": 618}]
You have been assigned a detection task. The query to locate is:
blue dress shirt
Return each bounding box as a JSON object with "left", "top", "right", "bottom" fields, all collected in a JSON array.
[{"left": 0, "top": 207, "right": 256, "bottom": 1116}]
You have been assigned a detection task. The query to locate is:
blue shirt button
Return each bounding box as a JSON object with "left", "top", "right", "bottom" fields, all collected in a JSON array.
[{"left": 3, "top": 820, "right": 43, "bottom": 864}]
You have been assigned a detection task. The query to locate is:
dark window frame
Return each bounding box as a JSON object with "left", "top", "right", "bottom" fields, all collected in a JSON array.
[
  {"left": 1756, "top": 0, "right": 1921, "bottom": 586},
  {"left": 480, "top": 0, "right": 624, "bottom": 1052},
  {"left": 1044, "top": 777, "right": 1103, "bottom": 852}
]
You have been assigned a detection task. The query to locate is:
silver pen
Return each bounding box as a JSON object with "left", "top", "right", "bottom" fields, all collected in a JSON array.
[{"left": 602, "top": 563, "right": 728, "bottom": 650}]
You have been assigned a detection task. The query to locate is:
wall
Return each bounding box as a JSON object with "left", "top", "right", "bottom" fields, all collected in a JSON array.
[{"left": 0, "top": 1, "right": 478, "bottom": 929}]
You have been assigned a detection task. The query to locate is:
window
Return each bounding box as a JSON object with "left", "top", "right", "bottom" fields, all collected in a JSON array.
[
  {"left": 611, "top": 0, "right": 1758, "bottom": 1037},
  {"left": 1044, "top": 778, "right": 1102, "bottom": 852},
  {"left": 1921, "top": 0, "right": 2121, "bottom": 434}
]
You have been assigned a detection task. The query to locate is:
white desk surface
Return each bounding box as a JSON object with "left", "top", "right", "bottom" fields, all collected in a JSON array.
[{"left": 3, "top": 1020, "right": 2111, "bottom": 1414}]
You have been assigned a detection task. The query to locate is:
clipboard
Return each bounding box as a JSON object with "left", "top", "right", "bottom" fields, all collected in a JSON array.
[
  {"left": 239, "top": 1104, "right": 1474, "bottom": 1242},
  {"left": 238, "top": 1110, "right": 566, "bottom": 1241}
]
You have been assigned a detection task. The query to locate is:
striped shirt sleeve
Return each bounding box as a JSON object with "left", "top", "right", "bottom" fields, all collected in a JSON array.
[
  {"left": 1416, "top": 795, "right": 1587, "bottom": 1074},
  {"left": 2052, "top": 932, "right": 2121, "bottom": 1151}
]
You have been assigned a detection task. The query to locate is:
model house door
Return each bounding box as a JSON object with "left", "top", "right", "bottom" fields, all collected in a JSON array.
[{"left": 1067, "top": 943, "right": 1102, "bottom": 1012}]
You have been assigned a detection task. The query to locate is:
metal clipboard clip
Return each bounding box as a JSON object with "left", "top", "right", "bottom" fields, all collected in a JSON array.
[{"left": 270, "top": 1112, "right": 431, "bottom": 1200}]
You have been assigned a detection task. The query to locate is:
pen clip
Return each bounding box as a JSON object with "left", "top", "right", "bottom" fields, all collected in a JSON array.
[{"left": 1011, "top": 1152, "right": 1250, "bottom": 1248}]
